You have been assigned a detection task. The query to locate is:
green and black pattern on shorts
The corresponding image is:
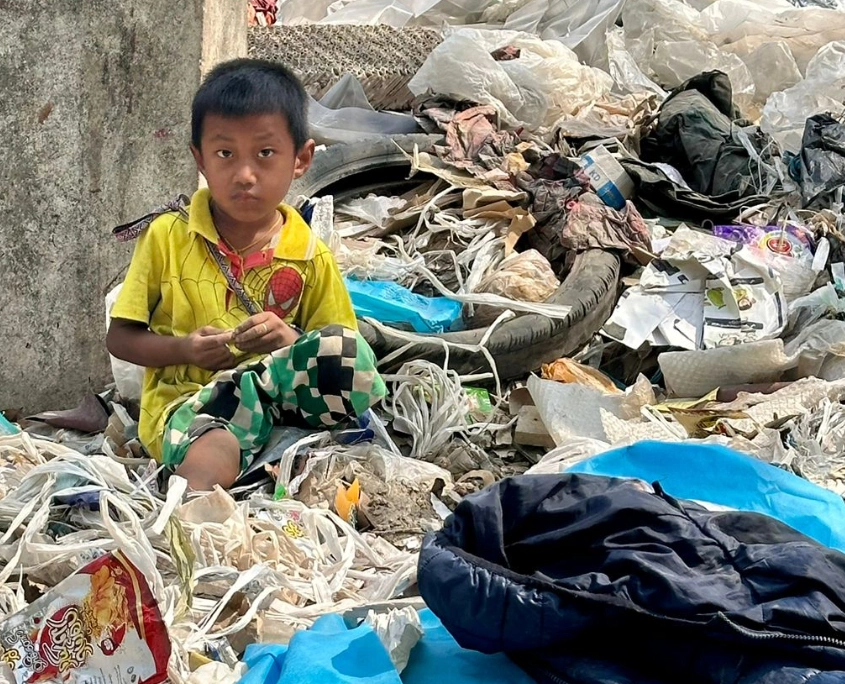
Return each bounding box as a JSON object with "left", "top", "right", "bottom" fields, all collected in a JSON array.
[{"left": 162, "top": 325, "right": 386, "bottom": 469}]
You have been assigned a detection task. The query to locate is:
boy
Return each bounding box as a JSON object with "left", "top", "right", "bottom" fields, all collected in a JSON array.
[{"left": 107, "top": 59, "right": 385, "bottom": 491}]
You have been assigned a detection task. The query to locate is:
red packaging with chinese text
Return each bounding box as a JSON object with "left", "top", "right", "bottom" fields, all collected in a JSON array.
[{"left": 0, "top": 551, "right": 171, "bottom": 684}]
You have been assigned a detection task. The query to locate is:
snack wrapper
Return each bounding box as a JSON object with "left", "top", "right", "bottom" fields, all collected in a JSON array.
[
  {"left": 712, "top": 224, "right": 815, "bottom": 263},
  {"left": 0, "top": 552, "right": 170, "bottom": 684}
]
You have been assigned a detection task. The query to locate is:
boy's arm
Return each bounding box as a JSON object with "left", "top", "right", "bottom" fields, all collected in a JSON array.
[
  {"left": 107, "top": 216, "right": 236, "bottom": 370},
  {"left": 107, "top": 320, "right": 235, "bottom": 370}
]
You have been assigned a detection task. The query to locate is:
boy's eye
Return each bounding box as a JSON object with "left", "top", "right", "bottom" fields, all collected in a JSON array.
[
  {"left": 216, "top": 150, "right": 232, "bottom": 159},
  {"left": 258, "top": 149, "right": 275, "bottom": 158}
]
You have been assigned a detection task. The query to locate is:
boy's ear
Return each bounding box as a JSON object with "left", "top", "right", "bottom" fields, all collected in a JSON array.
[
  {"left": 293, "top": 140, "right": 316, "bottom": 180},
  {"left": 190, "top": 144, "right": 205, "bottom": 175}
]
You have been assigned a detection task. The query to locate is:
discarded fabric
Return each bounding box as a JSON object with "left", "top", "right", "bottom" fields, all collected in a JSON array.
[{"left": 419, "top": 473, "right": 845, "bottom": 684}]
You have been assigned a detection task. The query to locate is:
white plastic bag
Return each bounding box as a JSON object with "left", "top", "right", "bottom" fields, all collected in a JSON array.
[
  {"left": 309, "top": 74, "right": 421, "bottom": 146},
  {"left": 105, "top": 284, "right": 145, "bottom": 403},
  {"left": 336, "top": 194, "right": 408, "bottom": 228},
  {"left": 606, "top": 28, "right": 666, "bottom": 97},
  {"left": 364, "top": 607, "right": 423, "bottom": 673},
  {"left": 651, "top": 40, "right": 755, "bottom": 107},
  {"left": 503, "top": 0, "right": 627, "bottom": 68},
  {"left": 409, "top": 29, "right": 612, "bottom": 131},
  {"left": 761, "top": 41, "right": 845, "bottom": 154},
  {"left": 707, "top": 5, "right": 845, "bottom": 73},
  {"left": 741, "top": 41, "right": 802, "bottom": 104}
]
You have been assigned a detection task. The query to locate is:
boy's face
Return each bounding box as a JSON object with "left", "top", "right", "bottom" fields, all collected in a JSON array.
[{"left": 191, "top": 112, "right": 314, "bottom": 227}]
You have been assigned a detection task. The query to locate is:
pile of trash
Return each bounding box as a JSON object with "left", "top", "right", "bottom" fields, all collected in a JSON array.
[{"left": 6, "top": 0, "right": 845, "bottom": 681}]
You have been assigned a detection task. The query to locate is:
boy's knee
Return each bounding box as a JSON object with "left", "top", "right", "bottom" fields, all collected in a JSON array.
[{"left": 176, "top": 429, "right": 241, "bottom": 491}]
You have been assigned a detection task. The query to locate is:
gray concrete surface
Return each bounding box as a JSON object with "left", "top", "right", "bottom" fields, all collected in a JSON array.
[{"left": 0, "top": 0, "right": 246, "bottom": 414}]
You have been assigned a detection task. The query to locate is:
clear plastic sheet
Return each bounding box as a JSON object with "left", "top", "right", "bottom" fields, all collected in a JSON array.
[
  {"left": 309, "top": 74, "right": 421, "bottom": 145},
  {"left": 761, "top": 41, "right": 845, "bottom": 154},
  {"left": 408, "top": 29, "right": 612, "bottom": 130}
]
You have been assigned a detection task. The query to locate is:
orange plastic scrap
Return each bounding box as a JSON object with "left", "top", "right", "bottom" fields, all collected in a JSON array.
[
  {"left": 335, "top": 478, "right": 361, "bottom": 527},
  {"left": 540, "top": 358, "right": 622, "bottom": 395}
]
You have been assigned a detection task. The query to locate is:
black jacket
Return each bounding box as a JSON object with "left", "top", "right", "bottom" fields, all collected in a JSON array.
[{"left": 418, "top": 474, "right": 845, "bottom": 684}]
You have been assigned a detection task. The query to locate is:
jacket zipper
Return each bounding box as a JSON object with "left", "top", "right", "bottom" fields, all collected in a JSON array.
[
  {"left": 519, "top": 616, "right": 845, "bottom": 684},
  {"left": 522, "top": 665, "right": 571, "bottom": 684},
  {"left": 718, "top": 612, "right": 845, "bottom": 649}
]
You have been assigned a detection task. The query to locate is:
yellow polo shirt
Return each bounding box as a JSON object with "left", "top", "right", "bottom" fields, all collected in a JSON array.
[{"left": 111, "top": 188, "right": 357, "bottom": 462}]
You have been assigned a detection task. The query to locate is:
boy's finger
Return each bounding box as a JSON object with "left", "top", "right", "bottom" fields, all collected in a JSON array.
[
  {"left": 197, "top": 326, "right": 229, "bottom": 336},
  {"left": 235, "top": 322, "right": 273, "bottom": 344},
  {"left": 198, "top": 332, "right": 234, "bottom": 348},
  {"left": 233, "top": 315, "right": 265, "bottom": 336}
]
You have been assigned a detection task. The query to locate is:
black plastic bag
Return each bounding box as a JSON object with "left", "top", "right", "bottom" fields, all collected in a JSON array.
[{"left": 799, "top": 113, "right": 845, "bottom": 207}]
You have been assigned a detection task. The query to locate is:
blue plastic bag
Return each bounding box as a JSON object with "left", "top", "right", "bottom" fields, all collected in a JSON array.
[
  {"left": 345, "top": 278, "right": 462, "bottom": 334},
  {"left": 0, "top": 413, "right": 19, "bottom": 436}
]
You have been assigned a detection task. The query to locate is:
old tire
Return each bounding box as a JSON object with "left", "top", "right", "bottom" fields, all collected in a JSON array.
[
  {"left": 289, "top": 134, "right": 443, "bottom": 201},
  {"left": 291, "top": 138, "right": 622, "bottom": 380}
]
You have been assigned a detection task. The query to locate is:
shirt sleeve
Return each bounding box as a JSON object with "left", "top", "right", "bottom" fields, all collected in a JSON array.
[
  {"left": 296, "top": 244, "right": 358, "bottom": 332},
  {"left": 110, "top": 218, "right": 167, "bottom": 325}
]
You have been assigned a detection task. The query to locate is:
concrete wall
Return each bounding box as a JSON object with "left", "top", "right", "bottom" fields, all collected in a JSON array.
[{"left": 0, "top": 0, "right": 246, "bottom": 413}]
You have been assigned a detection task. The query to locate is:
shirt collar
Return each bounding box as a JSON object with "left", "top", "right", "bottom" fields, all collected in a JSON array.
[{"left": 187, "top": 188, "right": 318, "bottom": 262}]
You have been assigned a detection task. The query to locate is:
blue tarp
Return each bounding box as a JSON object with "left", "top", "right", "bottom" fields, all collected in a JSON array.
[
  {"left": 238, "top": 609, "right": 534, "bottom": 684},
  {"left": 568, "top": 441, "right": 845, "bottom": 552}
]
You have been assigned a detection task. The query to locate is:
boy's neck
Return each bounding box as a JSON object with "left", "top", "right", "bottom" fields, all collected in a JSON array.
[{"left": 210, "top": 202, "right": 281, "bottom": 248}]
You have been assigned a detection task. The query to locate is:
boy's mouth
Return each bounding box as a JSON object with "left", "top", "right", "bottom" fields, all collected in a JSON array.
[{"left": 232, "top": 192, "right": 260, "bottom": 203}]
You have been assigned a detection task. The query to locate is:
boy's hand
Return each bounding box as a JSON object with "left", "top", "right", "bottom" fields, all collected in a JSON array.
[
  {"left": 233, "top": 313, "right": 300, "bottom": 354},
  {"left": 183, "top": 327, "right": 237, "bottom": 370}
]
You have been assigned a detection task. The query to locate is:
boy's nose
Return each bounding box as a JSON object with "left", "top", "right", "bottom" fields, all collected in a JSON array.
[{"left": 234, "top": 164, "right": 258, "bottom": 186}]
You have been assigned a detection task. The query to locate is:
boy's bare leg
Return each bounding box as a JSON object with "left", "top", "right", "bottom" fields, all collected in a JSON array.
[{"left": 175, "top": 429, "right": 241, "bottom": 491}]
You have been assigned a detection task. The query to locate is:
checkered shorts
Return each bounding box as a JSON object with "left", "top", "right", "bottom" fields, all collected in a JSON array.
[{"left": 161, "top": 325, "right": 386, "bottom": 469}]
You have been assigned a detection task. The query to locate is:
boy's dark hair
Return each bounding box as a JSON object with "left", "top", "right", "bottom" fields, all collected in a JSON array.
[{"left": 191, "top": 58, "right": 309, "bottom": 150}]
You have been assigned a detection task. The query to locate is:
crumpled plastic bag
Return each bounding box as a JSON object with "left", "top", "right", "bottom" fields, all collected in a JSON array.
[
  {"left": 798, "top": 113, "right": 845, "bottom": 207},
  {"left": 408, "top": 29, "right": 612, "bottom": 131},
  {"left": 712, "top": 223, "right": 818, "bottom": 299},
  {"left": 309, "top": 73, "right": 421, "bottom": 145},
  {"left": 528, "top": 374, "right": 656, "bottom": 445},
  {"left": 465, "top": 249, "right": 559, "bottom": 327},
  {"left": 703, "top": 3, "right": 845, "bottom": 73},
  {"left": 622, "top": 0, "right": 711, "bottom": 74},
  {"left": 502, "top": 0, "right": 627, "bottom": 68},
  {"left": 606, "top": 28, "right": 666, "bottom": 97},
  {"left": 741, "top": 40, "right": 802, "bottom": 103},
  {"left": 363, "top": 607, "right": 423, "bottom": 673},
  {"left": 336, "top": 194, "right": 408, "bottom": 228},
  {"left": 652, "top": 40, "right": 755, "bottom": 109},
  {"left": 105, "top": 284, "right": 145, "bottom": 404},
  {"left": 624, "top": 0, "right": 845, "bottom": 117},
  {"left": 761, "top": 41, "right": 845, "bottom": 154}
]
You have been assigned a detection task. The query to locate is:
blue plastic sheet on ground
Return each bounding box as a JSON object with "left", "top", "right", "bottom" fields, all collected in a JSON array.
[
  {"left": 238, "top": 609, "right": 534, "bottom": 684},
  {"left": 403, "top": 609, "right": 535, "bottom": 684},
  {"left": 240, "top": 614, "right": 398, "bottom": 684},
  {"left": 345, "top": 278, "right": 462, "bottom": 334},
  {"left": 568, "top": 441, "right": 845, "bottom": 552}
]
